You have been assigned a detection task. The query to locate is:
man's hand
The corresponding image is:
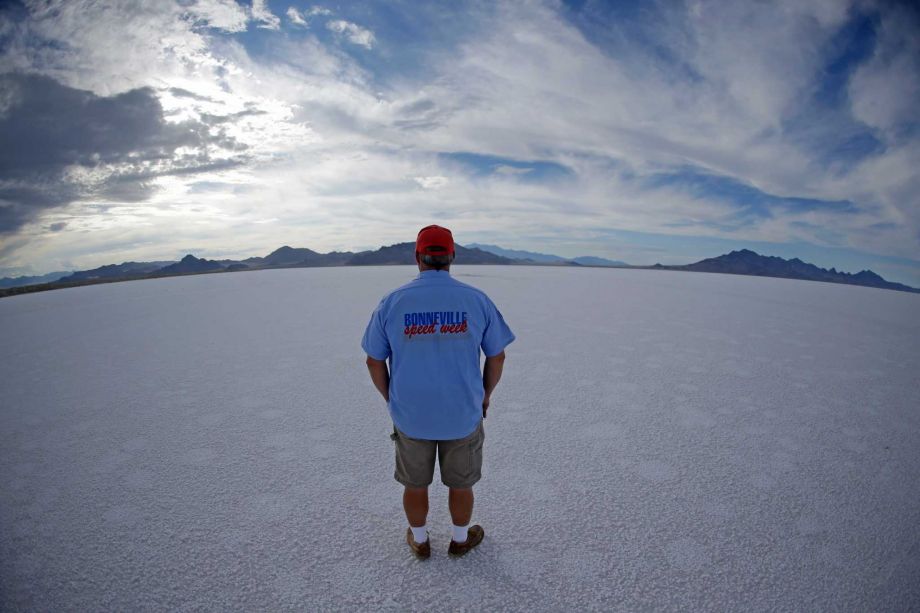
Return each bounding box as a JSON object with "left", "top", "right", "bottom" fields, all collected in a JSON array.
[
  {"left": 482, "top": 351, "right": 505, "bottom": 420},
  {"left": 365, "top": 356, "right": 390, "bottom": 403}
]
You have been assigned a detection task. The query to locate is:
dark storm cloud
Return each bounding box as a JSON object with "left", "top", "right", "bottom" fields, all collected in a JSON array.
[{"left": 0, "top": 72, "right": 247, "bottom": 233}]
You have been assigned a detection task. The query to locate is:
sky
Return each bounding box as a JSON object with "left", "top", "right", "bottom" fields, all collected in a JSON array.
[{"left": 0, "top": 0, "right": 919, "bottom": 285}]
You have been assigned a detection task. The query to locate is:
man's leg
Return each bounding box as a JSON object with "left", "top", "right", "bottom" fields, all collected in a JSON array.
[
  {"left": 439, "top": 423, "right": 485, "bottom": 551},
  {"left": 393, "top": 429, "right": 434, "bottom": 556},
  {"left": 448, "top": 487, "right": 473, "bottom": 526},
  {"left": 403, "top": 486, "right": 429, "bottom": 527}
]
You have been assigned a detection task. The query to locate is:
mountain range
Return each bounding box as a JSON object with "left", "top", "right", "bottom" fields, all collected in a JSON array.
[
  {"left": 1, "top": 244, "right": 916, "bottom": 296},
  {"left": 465, "top": 243, "right": 628, "bottom": 266},
  {"left": 654, "top": 249, "right": 919, "bottom": 293},
  {"left": 0, "top": 270, "right": 72, "bottom": 288}
]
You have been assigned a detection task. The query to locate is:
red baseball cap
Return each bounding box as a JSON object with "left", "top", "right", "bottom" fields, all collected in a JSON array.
[{"left": 416, "top": 225, "right": 455, "bottom": 256}]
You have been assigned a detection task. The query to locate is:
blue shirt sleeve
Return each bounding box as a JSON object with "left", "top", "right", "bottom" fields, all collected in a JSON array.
[
  {"left": 361, "top": 299, "right": 391, "bottom": 361},
  {"left": 481, "top": 300, "right": 515, "bottom": 357}
]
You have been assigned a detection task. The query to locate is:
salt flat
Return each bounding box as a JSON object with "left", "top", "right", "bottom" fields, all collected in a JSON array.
[{"left": 1, "top": 265, "right": 918, "bottom": 612}]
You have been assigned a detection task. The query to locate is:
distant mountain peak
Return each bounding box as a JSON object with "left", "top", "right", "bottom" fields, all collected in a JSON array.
[
  {"left": 262, "top": 245, "right": 321, "bottom": 266},
  {"left": 157, "top": 254, "right": 223, "bottom": 275}
]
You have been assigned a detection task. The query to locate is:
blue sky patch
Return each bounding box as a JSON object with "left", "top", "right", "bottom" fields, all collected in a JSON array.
[
  {"left": 439, "top": 152, "right": 575, "bottom": 183},
  {"left": 814, "top": 10, "right": 879, "bottom": 108},
  {"left": 645, "top": 167, "right": 860, "bottom": 224}
]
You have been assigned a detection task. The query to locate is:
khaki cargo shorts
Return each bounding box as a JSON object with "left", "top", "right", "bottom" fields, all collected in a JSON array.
[{"left": 391, "top": 421, "right": 485, "bottom": 489}]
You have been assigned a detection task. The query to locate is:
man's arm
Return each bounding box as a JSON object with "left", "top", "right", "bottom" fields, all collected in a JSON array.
[
  {"left": 482, "top": 350, "right": 506, "bottom": 418},
  {"left": 365, "top": 356, "right": 390, "bottom": 403}
]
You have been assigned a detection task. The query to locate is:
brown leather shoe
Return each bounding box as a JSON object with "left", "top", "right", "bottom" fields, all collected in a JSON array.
[
  {"left": 448, "top": 525, "right": 484, "bottom": 557},
  {"left": 406, "top": 528, "right": 431, "bottom": 559}
]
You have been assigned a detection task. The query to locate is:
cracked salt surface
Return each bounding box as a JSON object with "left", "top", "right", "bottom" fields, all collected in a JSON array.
[{"left": 1, "top": 266, "right": 919, "bottom": 611}]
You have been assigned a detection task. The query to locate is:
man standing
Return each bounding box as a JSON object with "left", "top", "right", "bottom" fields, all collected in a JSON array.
[{"left": 361, "top": 225, "right": 515, "bottom": 559}]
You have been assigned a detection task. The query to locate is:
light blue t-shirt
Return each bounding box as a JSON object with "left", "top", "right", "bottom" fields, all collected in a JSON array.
[{"left": 361, "top": 270, "right": 515, "bottom": 440}]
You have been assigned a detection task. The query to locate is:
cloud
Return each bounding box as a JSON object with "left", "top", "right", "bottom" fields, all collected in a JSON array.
[
  {"left": 369, "top": 0, "right": 917, "bottom": 260},
  {"left": 0, "top": 72, "right": 245, "bottom": 234},
  {"left": 494, "top": 165, "right": 533, "bottom": 176},
  {"left": 0, "top": 0, "right": 221, "bottom": 95},
  {"left": 414, "top": 176, "right": 449, "bottom": 190},
  {"left": 286, "top": 5, "right": 334, "bottom": 28},
  {"left": 326, "top": 19, "right": 375, "bottom": 49},
  {"left": 167, "top": 87, "right": 216, "bottom": 102},
  {"left": 185, "top": 0, "right": 249, "bottom": 32},
  {"left": 437, "top": 153, "right": 573, "bottom": 183},
  {"left": 1, "top": 0, "right": 918, "bottom": 286},
  {"left": 251, "top": 0, "right": 280, "bottom": 30},
  {"left": 641, "top": 167, "right": 862, "bottom": 233},
  {"left": 286, "top": 7, "right": 307, "bottom": 27},
  {"left": 848, "top": 5, "right": 920, "bottom": 137},
  {"left": 287, "top": 6, "right": 332, "bottom": 28}
]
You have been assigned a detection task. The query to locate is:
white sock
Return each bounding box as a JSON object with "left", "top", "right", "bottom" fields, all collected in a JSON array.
[
  {"left": 452, "top": 523, "right": 470, "bottom": 543},
  {"left": 410, "top": 524, "right": 428, "bottom": 544}
]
